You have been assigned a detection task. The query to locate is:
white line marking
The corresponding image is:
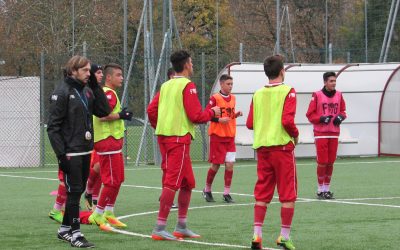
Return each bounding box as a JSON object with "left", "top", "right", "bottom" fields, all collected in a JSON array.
[
  {"left": 18, "top": 159, "right": 400, "bottom": 171},
  {"left": 334, "top": 197, "right": 400, "bottom": 201},
  {"left": 112, "top": 227, "right": 280, "bottom": 249},
  {"left": 0, "top": 174, "right": 58, "bottom": 181},
  {"left": 319, "top": 199, "right": 400, "bottom": 208},
  {"left": 118, "top": 200, "right": 316, "bottom": 220},
  {"left": 1, "top": 173, "right": 399, "bottom": 209}
]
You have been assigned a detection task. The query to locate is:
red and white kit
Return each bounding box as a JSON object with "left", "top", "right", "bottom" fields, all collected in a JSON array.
[
  {"left": 306, "top": 90, "right": 347, "bottom": 164},
  {"left": 94, "top": 90, "right": 125, "bottom": 211},
  {"left": 246, "top": 87, "right": 299, "bottom": 203}
]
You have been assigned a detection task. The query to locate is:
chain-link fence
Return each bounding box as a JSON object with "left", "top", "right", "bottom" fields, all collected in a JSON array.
[{"left": 0, "top": 0, "right": 399, "bottom": 167}]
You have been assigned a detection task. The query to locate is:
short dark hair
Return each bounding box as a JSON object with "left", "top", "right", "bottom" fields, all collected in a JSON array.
[
  {"left": 64, "top": 55, "right": 90, "bottom": 76},
  {"left": 167, "top": 67, "right": 175, "bottom": 79},
  {"left": 170, "top": 50, "right": 191, "bottom": 73},
  {"left": 263, "top": 54, "right": 284, "bottom": 79},
  {"left": 104, "top": 63, "right": 123, "bottom": 77},
  {"left": 219, "top": 74, "right": 233, "bottom": 82},
  {"left": 323, "top": 72, "right": 336, "bottom": 82}
]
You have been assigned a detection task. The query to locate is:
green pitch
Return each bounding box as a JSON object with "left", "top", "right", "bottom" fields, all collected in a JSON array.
[{"left": 0, "top": 157, "right": 399, "bottom": 249}]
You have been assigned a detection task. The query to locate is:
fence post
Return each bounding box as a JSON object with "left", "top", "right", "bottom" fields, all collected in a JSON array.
[
  {"left": 201, "top": 52, "right": 207, "bottom": 161},
  {"left": 40, "top": 52, "right": 45, "bottom": 167}
]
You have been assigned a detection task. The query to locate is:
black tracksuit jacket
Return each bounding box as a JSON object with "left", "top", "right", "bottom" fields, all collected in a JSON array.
[{"left": 47, "top": 76, "right": 110, "bottom": 157}]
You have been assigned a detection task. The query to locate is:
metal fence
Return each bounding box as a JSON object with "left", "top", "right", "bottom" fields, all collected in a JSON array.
[{"left": 0, "top": 0, "right": 399, "bottom": 167}]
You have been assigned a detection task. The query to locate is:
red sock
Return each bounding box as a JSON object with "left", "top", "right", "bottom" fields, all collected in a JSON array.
[
  {"left": 97, "top": 185, "right": 118, "bottom": 210},
  {"left": 324, "top": 164, "right": 334, "bottom": 186},
  {"left": 205, "top": 168, "right": 217, "bottom": 191},
  {"left": 55, "top": 184, "right": 67, "bottom": 208},
  {"left": 157, "top": 188, "right": 176, "bottom": 225},
  {"left": 107, "top": 185, "right": 121, "bottom": 207},
  {"left": 253, "top": 205, "right": 267, "bottom": 236},
  {"left": 86, "top": 168, "right": 100, "bottom": 194},
  {"left": 317, "top": 165, "right": 325, "bottom": 192},
  {"left": 177, "top": 188, "right": 192, "bottom": 224},
  {"left": 224, "top": 169, "right": 233, "bottom": 194},
  {"left": 280, "top": 207, "right": 294, "bottom": 239},
  {"left": 92, "top": 177, "right": 102, "bottom": 200}
]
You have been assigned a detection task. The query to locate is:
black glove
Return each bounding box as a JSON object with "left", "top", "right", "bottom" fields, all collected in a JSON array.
[
  {"left": 88, "top": 71, "right": 100, "bottom": 89},
  {"left": 333, "top": 115, "right": 344, "bottom": 126},
  {"left": 119, "top": 107, "right": 133, "bottom": 121},
  {"left": 58, "top": 155, "right": 70, "bottom": 174},
  {"left": 320, "top": 115, "right": 333, "bottom": 124}
]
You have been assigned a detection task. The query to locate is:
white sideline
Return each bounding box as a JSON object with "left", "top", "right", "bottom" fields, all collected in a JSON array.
[
  {"left": 1, "top": 173, "right": 400, "bottom": 209},
  {"left": 1, "top": 159, "right": 400, "bottom": 174},
  {"left": 31, "top": 159, "right": 400, "bottom": 169}
]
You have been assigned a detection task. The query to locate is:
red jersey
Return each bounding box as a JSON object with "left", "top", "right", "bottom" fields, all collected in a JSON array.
[
  {"left": 306, "top": 90, "right": 346, "bottom": 137},
  {"left": 246, "top": 87, "right": 298, "bottom": 151},
  {"left": 147, "top": 81, "right": 214, "bottom": 144},
  {"left": 94, "top": 89, "right": 124, "bottom": 152}
]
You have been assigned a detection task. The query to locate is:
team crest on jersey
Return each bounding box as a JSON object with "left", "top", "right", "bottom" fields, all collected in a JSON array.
[
  {"left": 51, "top": 95, "right": 58, "bottom": 101},
  {"left": 107, "top": 94, "right": 112, "bottom": 99},
  {"left": 189, "top": 88, "right": 197, "bottom": 94},
  {"left": 69, "top": 95, "right": 75, "bottom": 99},
  {"left": 289, "top": 93, "right": 296, "bottom": 98}
]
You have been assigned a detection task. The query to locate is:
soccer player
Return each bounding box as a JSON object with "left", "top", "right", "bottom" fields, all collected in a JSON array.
[
  {"left": 88, "top": 63, "right": 133, "bottom": 230},
  {"left": 306, "top": 72, "right": 347, "bottom": 200},
  {"left": 158, "top": 67, "right": 178, "bottom": 209},
  {"left": 84, "top": 64, "right": 104, "bottom": 210},
  {"left": 48, "top": 170, "right": 67, "bottom": 223},
  {"left": 47, "top": 55, "right": 110, "bottom": 248},
  {"left": 246, "top": 55, "right": 299, "bottom": 250},
  {"left": 147, "top": 50, "right": 221, "bottom": 241},
  {"left": 202, "top": 74, "right": 242, "bottom": 203}
]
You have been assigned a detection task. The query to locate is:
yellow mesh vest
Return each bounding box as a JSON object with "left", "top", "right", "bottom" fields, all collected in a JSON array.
[
  {"left": 155, "top": 77, "right": 195, "bottom": 139},
  {"left": 93, "top": 87, "right": 125, "bottom": 143},
  {"left": 252, "top": 84, "right": 293, "bottom": 149}
]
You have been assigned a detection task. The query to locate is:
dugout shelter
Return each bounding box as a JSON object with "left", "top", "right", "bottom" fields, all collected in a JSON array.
[{"left": 210, "top": 63, "right": 400, "bottom": 159}]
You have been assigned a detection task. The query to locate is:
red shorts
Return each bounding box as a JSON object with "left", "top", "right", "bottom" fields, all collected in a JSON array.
[
  {"left": 58, "top": 169, "right": 64, "bottom": 182},
  {"left": 208, "top": 139, "right": 236, "bottom": 164},
  {"left": 98, "top": 153, "right": 125, "bottom": 188},
  {"left": 254, "top": 148, "right": 297, "bottom": 203},
  {"left": 315, "top": 138, "right": 338, "bottom": 165},
  {"left": 90, "top": 150, "right": 99, "bottom": 167},
  {"left": 158, "top": 142, "right": 195, "bottom": 191}
]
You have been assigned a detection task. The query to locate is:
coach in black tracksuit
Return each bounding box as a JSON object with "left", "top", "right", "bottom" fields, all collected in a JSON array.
[{"left": 47, "top": 55, "right": 110, "bottom": 248}]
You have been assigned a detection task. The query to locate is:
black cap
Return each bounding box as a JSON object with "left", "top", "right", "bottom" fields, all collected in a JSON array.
[{"left": 90, "top": 64, "right": 103, "bottom": 74}]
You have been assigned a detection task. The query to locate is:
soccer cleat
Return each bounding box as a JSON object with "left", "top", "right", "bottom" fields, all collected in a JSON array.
[
  {"left": 84, "top": 192, "right": 93, "bottom": 211},
  {"left": 151, "top": 229, "right": 178, "bottom": 241},
  {"left": 276, "top": 235, "right": 295, "bottom": 250},
  {"left": 173, "top": 227, "right": 201, "bottom": 238},
  {"left": 57, "top": 231, "right": 72, "bottom": 243},
  {"left": 103, "top": 211, "right": 127, "bottom": 228},
  {"left": 49, "top": 208, "right": 64, "bottom": 223},
  {"left": 202, "top": 189, "right": 215, "bottom": 202},
  {"left": 88, "top": 212, "right": 113, "bottom": 232},
  {"left": 316, "top": 192, "right": 325, "bottom": 200},
  {"left": 222, "top": 194, "right": 235, "bottom": 203},
  {"left": 324, "top": 191, "right": 335, "bottom": 199},
  {"left": 70, "top": 236, "right": 95, "bottom": 248},
  {"left": 251, "top": 234, "right": 262, "bottom": 249}
]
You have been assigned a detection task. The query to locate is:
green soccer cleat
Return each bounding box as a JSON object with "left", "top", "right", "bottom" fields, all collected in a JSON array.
[
  {"left": 103, "top": 211, "right": 127, "bottom": 228},
  {"left": 49, "top": 208, "right": 63, "bottom": 224},
  {"left": 88, "top": 212, "right": 113, "bottom": 232},
  {"left": 276, "top": 235, "right": 295, "bottom": 250},
  {"left": 251, "top": 234, "right": 262, "bottom": 249}
]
